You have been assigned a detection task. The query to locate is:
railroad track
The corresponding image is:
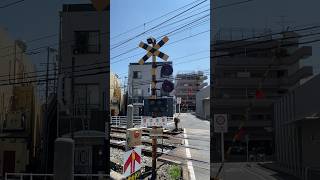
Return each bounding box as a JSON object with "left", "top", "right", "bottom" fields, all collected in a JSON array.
[
  {"left": 110, "top": 141, "right": 167, "bottom": 157},
  {"left": 110, "top": 134, "right": 179, "bottom": 150},
  {"left": 111, "top": 126, "right": 181, "bottom": 136}
]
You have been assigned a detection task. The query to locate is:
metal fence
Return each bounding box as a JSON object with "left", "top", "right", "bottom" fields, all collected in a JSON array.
[
  {"left": 111, "top": 116, "right": 174, "bottom": 127},
  {"left": 5, "top": 173, "right": 109, "bottom": 180},
  {"left": 305, "top": 167, "right": 320, "bottom": 180}
]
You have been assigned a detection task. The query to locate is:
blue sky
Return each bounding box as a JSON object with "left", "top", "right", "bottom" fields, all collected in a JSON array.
[
  {"left": 110, "top": 0, "right": 210, "bottom": 86},
  {"left": 0, "top": 0, "right": 90, "bottom": 69}
]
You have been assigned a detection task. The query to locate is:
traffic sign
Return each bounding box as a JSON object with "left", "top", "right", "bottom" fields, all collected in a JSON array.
[
  {"left": 138, "top": 36, "right": 169, "bottom": 65},
  {"left": 123, "top": 147, "right": 142, "bottom": 178},
  {"left": 214, "top": 114, "right": 228, "bottom": 133},
  {"left": 150, "top": 128, "right": 163, "bottom": 137},
  {"left": 141, "top": 116, "right": 167, "bottom": 127},
  {"left": 126, "top": 128, "right": 142, "bottom": 148},
  {"left": 177, "top": 97, "right": 181, "bottom": 104}
]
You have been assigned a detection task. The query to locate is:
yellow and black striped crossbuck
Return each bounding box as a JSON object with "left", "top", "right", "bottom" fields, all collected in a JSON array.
[{"left": 138, "top": 36, "right": 169, "bottom": 65}]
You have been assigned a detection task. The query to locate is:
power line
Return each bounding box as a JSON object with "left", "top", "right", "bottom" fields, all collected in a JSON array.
[
  {"left": 111, "top": 0, "right": 208, "bottom": 50},
  {"left": 111, "top": 28, "right": 210, "bottom": 62},
  {"left": 110, "top": 0, "right": 206, "bottom": 40},
  {"left": 111, "top": 0, "right": 253, "bottom": 52},
  {"left": 0, "top": 0, "right": 25, "bottom": 9}
]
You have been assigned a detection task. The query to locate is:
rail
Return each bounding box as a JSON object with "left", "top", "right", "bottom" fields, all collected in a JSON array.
[
  {"left": 5, "top": 173, "right": 109, "bottom": 180},
  {"left": 111, "top": 116, "right": 174, "bottom": 127}
]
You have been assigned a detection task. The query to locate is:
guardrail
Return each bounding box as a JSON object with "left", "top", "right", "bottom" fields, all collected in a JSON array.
[
  {"left": 111, "top": 116, "right": 174, "bottom": 127},
  {"left": 5, "top": 173, "right": 109, "bottom": 180}
]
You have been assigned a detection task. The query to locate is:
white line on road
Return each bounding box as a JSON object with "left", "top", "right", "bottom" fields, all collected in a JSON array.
[{"left": 184, "top": 128, "right": 196, "bottom": 180}]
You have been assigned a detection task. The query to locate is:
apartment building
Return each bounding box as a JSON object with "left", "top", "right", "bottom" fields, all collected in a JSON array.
[
  {"left": 211, "top": 29, "right": 313, "bottom": 161},
  {"left": 175, "top": 71, "right": 208, "bottom": 112},
  {"left": 127, "top": 61, "right": 175, "bottom": 116},
  {"left": 57, "top": 3, "right": 109, "bottom": 174},
  {"left": 0, "top": 28, "right": 41, "bottom": 177},
  {"left": 110, "top": 72, "right": 122, "bottom": 116}
]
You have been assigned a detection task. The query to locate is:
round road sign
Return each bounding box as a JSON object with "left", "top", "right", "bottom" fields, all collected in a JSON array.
[{"left": 216, "top": 115, "right": 226, "bottom": 125}]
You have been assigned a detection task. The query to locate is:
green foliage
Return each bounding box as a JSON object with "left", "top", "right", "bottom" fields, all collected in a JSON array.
[{"left": 169, "top": 165, "right": 181, "bottom": 180}]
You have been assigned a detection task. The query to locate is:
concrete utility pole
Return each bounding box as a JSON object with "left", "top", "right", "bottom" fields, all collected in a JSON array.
[
  {"left": 127, "top": 104, "right": 133, "bottom": 129},
  {"left": 150, "top": 39, "right": 158, "bottom": 180}
]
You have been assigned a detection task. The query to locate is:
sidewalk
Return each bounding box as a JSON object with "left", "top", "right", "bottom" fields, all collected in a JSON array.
[{"left": 258, "top": 162, "right": 301, "bottom": 180}]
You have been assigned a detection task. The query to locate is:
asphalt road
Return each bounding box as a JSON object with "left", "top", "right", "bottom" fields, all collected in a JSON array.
[
  {"left": 178, "top": 113, "right": 210, "bottom": 180},
  {"left": 176, "top": 113, "right": 296, "bottom": 180}
]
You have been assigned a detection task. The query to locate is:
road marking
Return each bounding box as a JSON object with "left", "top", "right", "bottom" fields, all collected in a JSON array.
[{"left": 184, "top": 128, "right": 196, "bottom": 180}]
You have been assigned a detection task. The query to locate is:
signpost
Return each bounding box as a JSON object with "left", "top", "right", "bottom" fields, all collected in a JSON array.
[
  {"left": 141, "top": 116, "right": 167, "bottom": 127},
  {"left": 177, "top": 97, "right": 181, "bottom": 114},
  {"left": 138, "top": 36, "right": 169, "bottom": 180},
  {"left": 214, "top": 114, "right": 228, "bottom": 180},
  {"left": 150, "top": 128, "right": 163, "bottom": 137},
  {"left": 123, "top": 147, "right": 142, "bottom": 178}
]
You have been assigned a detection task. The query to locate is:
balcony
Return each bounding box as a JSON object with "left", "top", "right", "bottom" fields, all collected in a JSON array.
[
  {"left": 228, "top": 120, "right": 272, "bottom": 127},
  {"left": 215, "top": 46, "right": 311, "bottom": 67},
  {"left": 129, "top": 97, "right": 144, "bottom": 104},
  {"left": 215, "top": 66, "right": 313, "bottom": 88},
  {"left": 213, "top": 98, "right": 274, "bottom": 108}
]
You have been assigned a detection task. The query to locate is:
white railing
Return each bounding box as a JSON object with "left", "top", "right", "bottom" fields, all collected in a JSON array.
[
  {"left": 111, "top": 116, "right": 174, "bottom": 127},
  {"left": 5, "top": 173, "right": 109, "bottom": 180}
]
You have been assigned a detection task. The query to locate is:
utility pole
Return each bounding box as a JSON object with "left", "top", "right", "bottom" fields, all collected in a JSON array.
[
  {"left": 71, "top": 57, "right": 75, "bottom": 139},
  {"left": 44, "top": 46, "right": 50, "bottom": 177}
]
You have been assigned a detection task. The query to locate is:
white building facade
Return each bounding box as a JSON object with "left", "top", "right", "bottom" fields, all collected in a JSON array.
[{"left": 127, "top": 62, "right": 174, "bottom": 116}]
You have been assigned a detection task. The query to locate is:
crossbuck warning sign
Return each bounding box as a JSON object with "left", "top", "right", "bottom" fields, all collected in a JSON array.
[
  {"left": 123, "top": 147, "right": 142, "bottom": 178},
  {"left": 138, "top": 36, "right": 169, "bottom": 65}
]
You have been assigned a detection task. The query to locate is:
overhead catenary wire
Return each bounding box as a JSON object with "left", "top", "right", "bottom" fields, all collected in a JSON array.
[
  {"left": 111, "top": 0, "right": 254, "bottom": 50},
  {"left": 110, "top": 0, "right": 255, "bottom": 62},
  {"left": 110, "top": 0, "right": 206, "bottom": 40},
  {"left": 111, "top": 0, "right": 208, "bottom": 50},
  {"left": 0, "top": 0, "right": 25, "bottom": 9}
]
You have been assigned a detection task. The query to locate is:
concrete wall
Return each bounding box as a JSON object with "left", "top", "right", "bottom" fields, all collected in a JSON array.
[
  {"left": 274, "top": 74, "right": 320, "bottom": 179},
  {"left": 301, "top": 119, "right": 320, "bottom": 168},
  {"left": 196, "top": 85, "right": 210, "bottom": 119}
]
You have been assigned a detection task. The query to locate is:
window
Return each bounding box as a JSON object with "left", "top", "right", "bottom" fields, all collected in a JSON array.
[
  {"left": 133, "top": 71, "right": 142, "bottom": 79},
  {"left": 133, "top": 88, "right": 142, "bottom": 96},
  {"left": 277, "top": 70, "right": 286, "bottom": 78},
  {"left": 74, "top": 31, "right": 100, "bottom": 54}
]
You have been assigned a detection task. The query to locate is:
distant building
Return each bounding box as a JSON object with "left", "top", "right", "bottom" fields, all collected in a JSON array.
[
  {"left": 196, "top": 85, "right": 210, "bottom": 119},
  {"left": 175, "top": 71, "right": 208, "bottom": 112},
  {"left": 0, "top": 28, "right": 41, "bottom": 177},
  {"left": 57, "top": 3, "right": 108, "bottom": 174},
  {"left": 127, "top": 61, "right": 175, "bottom": 116},
  {"left": 110, "top": 72, "right": 122, "bottom": 116},
  {"left": 211, "top": 29, "right": 313, "bottom": 161},
  {"left": 274, "top": 73, "right": 320, "bottom": 180}
]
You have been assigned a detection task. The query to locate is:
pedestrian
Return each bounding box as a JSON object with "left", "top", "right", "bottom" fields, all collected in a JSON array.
[{"left": 174, "top": 117, "right": 180, "bottom": 131}]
